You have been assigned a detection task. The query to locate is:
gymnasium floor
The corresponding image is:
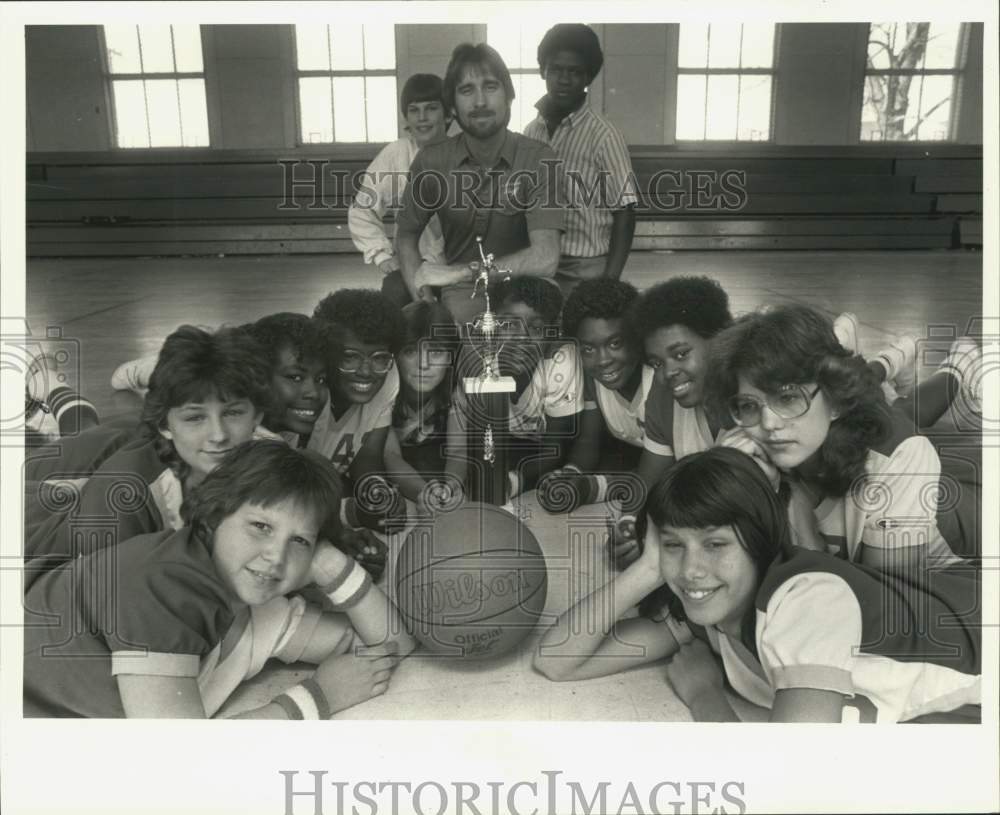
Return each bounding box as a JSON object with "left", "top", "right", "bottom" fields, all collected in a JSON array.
[
  {"left": 26, "top": 249, "right": 983, "bottom": 422},
  {"left": 23, "top": 248, "right": 984, "bottom": 721}
]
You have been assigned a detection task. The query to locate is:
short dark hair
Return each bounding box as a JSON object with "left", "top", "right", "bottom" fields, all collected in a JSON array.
[
  {"left": 140, "top": 325, "right": 274, "bottom": 476},
  {"left": 489, "top": 275, "right": 564, "bottom": 327},
  {"left": 400, "top": 73, "right": 446, "bottom": 115},
  {"left": 537, "top": 23, "right": 604, "bottom": 81},
  {"left": 631, "top": 276, "right": 733, "bottom": 341},
  {"left": 561, "top": 278, "right": 639, "bottom": 340},
  {"left": 443, "top": 43, "right": 515, "bottom": 113},
  {"left": 183, "top": 440, "right": 343, "bottom": 546},
  {"left": 245, "top": 312, "right": 328, "bottom": 367},
  {"left": 313, "top": 289, "right": 405, "bottom": 355},
  {"left": 645, "top": 447, "right": 793, "bottom": 624}
]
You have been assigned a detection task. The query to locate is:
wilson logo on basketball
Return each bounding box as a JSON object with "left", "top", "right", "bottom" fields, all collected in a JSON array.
[{"left": 405, "top": 569, "right": 533, "bottom": 619}]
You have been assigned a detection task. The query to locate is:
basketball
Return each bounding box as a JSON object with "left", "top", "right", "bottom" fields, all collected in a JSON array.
[{"left": 395, "top": 502, "right": 548, "bottom": 658}]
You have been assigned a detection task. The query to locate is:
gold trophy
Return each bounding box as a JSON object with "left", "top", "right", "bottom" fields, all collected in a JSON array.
[{"left": 462, "top": 237, "right": 516, "bottom": 504}]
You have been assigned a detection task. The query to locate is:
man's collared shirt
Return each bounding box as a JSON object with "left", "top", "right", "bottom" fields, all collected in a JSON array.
[
  {"left": 397, "top": 129, "right": 565, "bottom": 268},
  {"left": 524, "top": 96, "right": 638, "bottom": 258}
]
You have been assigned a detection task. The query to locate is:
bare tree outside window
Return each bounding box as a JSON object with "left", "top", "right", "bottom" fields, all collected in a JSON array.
[{"left": 862, "top": 23, "right": 965, "bottom": 142}]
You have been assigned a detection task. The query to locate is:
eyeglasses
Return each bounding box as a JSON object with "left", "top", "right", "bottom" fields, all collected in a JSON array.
[
  {"left": 336, "top": 350, "right": 395, "bottom": 375},
  {"left": 728, "top": 385, "right": 822, "bottom": 428}
]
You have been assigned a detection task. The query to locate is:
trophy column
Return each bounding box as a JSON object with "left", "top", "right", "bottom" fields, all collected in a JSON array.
[{"left": 462, "top": 237, "right": 516, "bottom": 506}]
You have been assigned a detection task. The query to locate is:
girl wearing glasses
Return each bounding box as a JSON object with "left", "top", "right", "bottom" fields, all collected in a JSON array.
[
  {"left": 534, "top": 447, "right": 981, "bottom": 723},
  {"left": 707, "top": 304, "right": 975, "bottom": 569},
  {"left": 309, "top": 289, "right": 408, "bottom": 531}
]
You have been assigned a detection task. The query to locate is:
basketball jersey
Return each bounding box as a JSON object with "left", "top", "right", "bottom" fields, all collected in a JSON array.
[
  {"left": 508, "top": 343, "right": 586, "bottom": 439},
  {"left": 694, "top": 549, "right": 981, "bottom": 723},
  {"left": 815, "top": 439, "right": 963, "bottom": 567},
  {"left": 642, "top": 380, "right": 718, "bottom": 459},
  {"left": 588, "top": 364, "right": 655, "bottom": 448},
  {"left": 307, "top": 367, "right": 399, "bottom": 474}
]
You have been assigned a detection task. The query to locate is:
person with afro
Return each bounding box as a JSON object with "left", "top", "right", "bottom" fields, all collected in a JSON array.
[{"left": 524, "top": 24, "right": 638, "bottom": 296}]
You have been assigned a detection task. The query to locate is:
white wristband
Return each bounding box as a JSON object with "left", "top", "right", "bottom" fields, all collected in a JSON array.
[{"left": 593, "top": 474, "right": 609, "bottom": 504}]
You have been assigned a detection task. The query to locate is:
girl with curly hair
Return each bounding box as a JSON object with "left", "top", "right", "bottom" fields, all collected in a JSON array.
[
  {"left": 535, "top": 447, "right": 981, "bottom": 723},
  {"left": 705, "top": 304, "right": 972, "bottom": 570}
]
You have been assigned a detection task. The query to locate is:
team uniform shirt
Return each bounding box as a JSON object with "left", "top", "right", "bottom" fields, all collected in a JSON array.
[
  {"left": 669, "top": 549, "right": 981, "bottom": 723},
  {"left": 813, "top": 412, "right": 964, "bottom": 567},
  {"left": 584, "top": 364, "right": 655, "bottom": 448},
  {"left": 642, "top": 380, "right": 719, "bottom": 459},
  {"left": 23, "top": 528, "right": 333, "bottom": 718},
  {"left": 524, "top": 96, "right": 638, "bottom": 258},
  {"left": 307, "top": 367, "right": 400, "bottom": 474},
  {"left": 453, "top": 343, "right": 587, "bottom": 441},
  {"left": 394, "top": 392, "right": 452, "bottom": 446},
  {"left": 348, "top": 135, "right": 445, "bottom": 269}
]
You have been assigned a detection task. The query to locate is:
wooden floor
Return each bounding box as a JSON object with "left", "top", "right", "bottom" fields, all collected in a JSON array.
[
  {"left": 20, "top": 248, "right": 985, "bottom": 722},
  {"left": 26, "top": 249, "right": 982, "bottom": 420}
]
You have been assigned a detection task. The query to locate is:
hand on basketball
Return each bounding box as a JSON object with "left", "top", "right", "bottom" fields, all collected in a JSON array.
[
  {"left": 665, "top": 639, "right": 725, "bottom": 711},
  {"left": 418, "top": 478, "right": 463, "bottom": 516},
  {"left": 608, "top": 513, "right": 641, "bottom": 570},
  {"left": 537, "top": 468, "right": 590, "bottom": 514},
  {"left": 717, "top": 427, "right": 780, "bottom": 491},
  {"left": 311, "top": 639, "right": 401, "bottom": 715},
  {"left": 335, "top": 527, "right": 388, "bottom": 581}
]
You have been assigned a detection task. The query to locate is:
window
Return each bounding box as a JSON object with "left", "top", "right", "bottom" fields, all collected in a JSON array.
[
  {"left": 103, "top": 24, "right": 210, "bottom": 148},
  {"left": 294, "top": 24, "right": 397, "bottom": 143},
  {"left": 675, "top": 23, "right": 775, "bottom": 141},
  {"left": 862, "top": 23, "right": 965, "bottom": 142},
  {"left": 487, "top": 23, "right": 550, "bottom": 133}
]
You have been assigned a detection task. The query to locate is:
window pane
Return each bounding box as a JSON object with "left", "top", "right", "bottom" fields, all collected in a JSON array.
[
  {"left": 678, "top": 23, "right": 709, "bottom": 68},
  {"left": 145, "top": 79, "right": 182, "bottom": 146},
  {"left": 509, "top": 72, "right": 547, "bottom": 133},
  {"left": 112, "top": 79, "right": 150, "bottom": 147},
  {"left": 867, "top": 23, "right": 895, "bottom": 71},
  {"left": 365, "top": 76, "right": 399, "bottom": 141},
  {"left": 707, "top": 25, "right": 742, "bottom": 69},
  {"left": 737, "top": 75, "right": 771, "bottom": 140},
  {"left": 924, "top": 23, "right": 962, "bottom": 69},
  {"left": 178, "top": 79, "right": 209, "bottom": 146},
  {"left": 489, "top": 22, "right": 525, "bottom": 69},
  {"left": 333, "top": 76, "right": 367, "bottom": 141},
  {"left": 138, "top": 24, "right": 175, "bottom": 73},
  {"left": 172, "top": 25, "right": 203, "bottom": 72},
  {"left": 705, "top": 74, "right": 739, "bottom": 139},
  {"left": 296, "top": 25, "right": 330, "bottom": 70},
  {"left": 104, "top": 25, "right": 141, "bottom": 74},
  {"left": 861, "top": 74, "right": 889, "bottom": 140},
  {"left": 675, "top": 74, "right": 707, "bottom": 139},
  {"left": 330, "top": 24, "right": 365, "bottom": 71},
  {"left": 299, "top": 77, "right": 334, "bottom": 143},
  {"left": 363, "top": 23, "right": 396, "bottom": 69},
  {"left": 740, "top": 24, "right": 774, "bottom": 68},
  {"left": 916, "top": 74, "right": 953, "bottom": 140},
  {"left": 520, "top": 23, "right": 550, "bottom": 68}
]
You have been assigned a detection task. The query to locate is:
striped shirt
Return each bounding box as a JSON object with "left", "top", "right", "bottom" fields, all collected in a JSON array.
[{"left": 524, "top": 96, "right": 638, "bottom": 258}]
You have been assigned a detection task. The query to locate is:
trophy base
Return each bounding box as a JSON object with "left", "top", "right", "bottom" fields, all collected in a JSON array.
[{"left": 463, "top": 375, "right": 517, "bottom": 395}]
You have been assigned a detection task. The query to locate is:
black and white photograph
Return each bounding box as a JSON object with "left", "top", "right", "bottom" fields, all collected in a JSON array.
[{"left": 1, "top": 1, "right": 997, "bottom": 813}]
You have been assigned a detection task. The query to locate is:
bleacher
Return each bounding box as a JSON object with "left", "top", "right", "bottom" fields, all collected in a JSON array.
[{"left": 27, "top": 143, "right": 982, "bottom": 257}]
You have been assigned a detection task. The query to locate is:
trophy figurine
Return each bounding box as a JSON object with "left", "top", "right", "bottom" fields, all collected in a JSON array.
[{"left": 462, "top": 237, "right": 516, "bottom": 505}]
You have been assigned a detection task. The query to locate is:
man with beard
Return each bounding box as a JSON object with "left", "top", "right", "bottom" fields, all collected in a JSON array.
[{"left": 396, "top": 43, "right": 565, "bottom": 327}]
